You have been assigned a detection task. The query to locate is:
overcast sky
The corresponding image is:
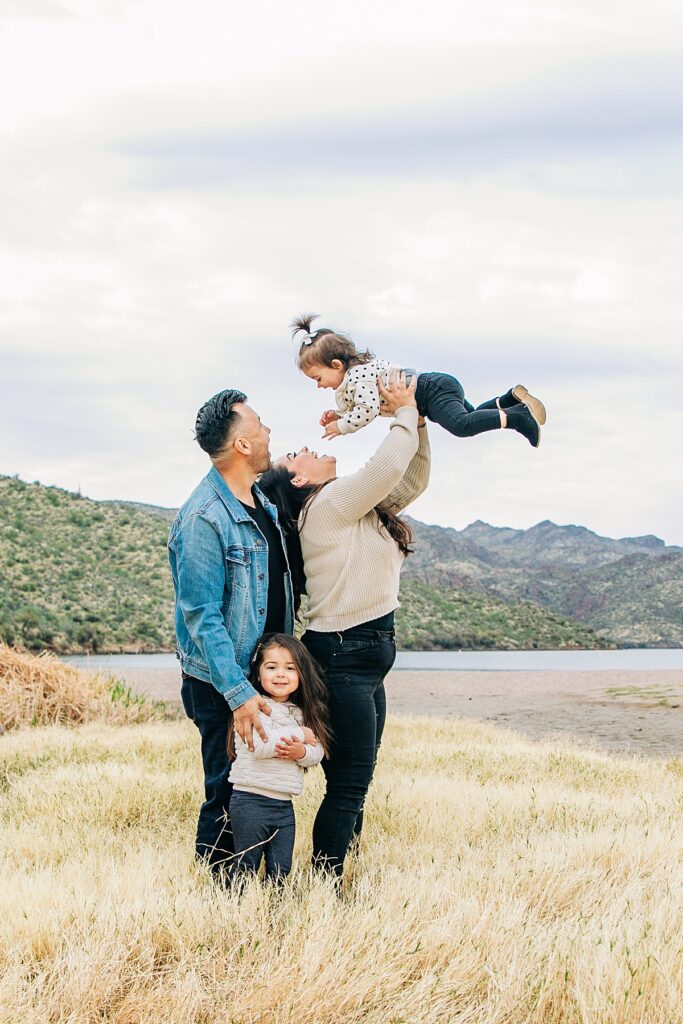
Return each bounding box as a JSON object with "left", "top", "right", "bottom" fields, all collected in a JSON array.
[{"left": 2, "top": 0, "right": 682, "bottom": 544}]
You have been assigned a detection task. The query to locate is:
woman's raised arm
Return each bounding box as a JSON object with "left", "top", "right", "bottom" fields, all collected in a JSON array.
[
  {"left": 323, "top": 375, "right": 419, "bottom": 524},
  {"left": 383, "top": 420, "right": 430, "bottom": 513}
]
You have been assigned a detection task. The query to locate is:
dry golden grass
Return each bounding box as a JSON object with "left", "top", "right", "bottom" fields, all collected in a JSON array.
[
  {"left": 0, "top": 642, "right": 170, "bottom": 731},
  {"left": 1, "top": 704, "right": 682, "bottom": 1023}
]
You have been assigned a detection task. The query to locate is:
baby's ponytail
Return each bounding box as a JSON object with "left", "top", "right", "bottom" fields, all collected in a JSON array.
[
  {"left": 291, "top": 313, "right": 374, "bottom": 371},
  {"left": 290, "top": 313, "right": 324, "bottom": 342}
]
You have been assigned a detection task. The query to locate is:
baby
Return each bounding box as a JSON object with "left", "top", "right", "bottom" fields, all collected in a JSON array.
[{"left": 292, "top": 314, "right": 546, "bottom": 447}]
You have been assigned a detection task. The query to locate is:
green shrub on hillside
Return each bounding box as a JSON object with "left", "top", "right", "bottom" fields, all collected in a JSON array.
[
  {"left": 396, "top": 579, "right": 611, "bottom": 651},
  {"left": 0, "top": 476, "right": 175, "bottom": 653}
]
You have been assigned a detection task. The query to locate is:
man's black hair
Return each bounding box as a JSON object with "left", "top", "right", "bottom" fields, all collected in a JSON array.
[{"left": 194, "top": 389, "right": 247, "bottom": 457}]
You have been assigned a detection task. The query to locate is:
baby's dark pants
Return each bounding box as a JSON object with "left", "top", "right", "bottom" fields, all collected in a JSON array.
[{"left": 415, "top": 372, "right": 501, "bottom": 437}]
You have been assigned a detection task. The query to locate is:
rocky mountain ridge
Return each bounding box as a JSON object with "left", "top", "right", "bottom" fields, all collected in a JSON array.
[{"left": 404, "top": 517, "right": 683, "bottom": 646}]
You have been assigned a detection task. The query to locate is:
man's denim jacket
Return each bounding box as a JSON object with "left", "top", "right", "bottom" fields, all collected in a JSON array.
[{"left": 168, "top": 466, "right": 294, "bottom": 710}]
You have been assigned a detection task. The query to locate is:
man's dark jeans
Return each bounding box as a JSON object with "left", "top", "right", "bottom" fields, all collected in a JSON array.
[
  {"left": 181, "top": 674, "right": 234, "bottom": 871},
  {"left": 303, "top": 619, "right": 396, "bottom": 877},
  {"left": 416, "top": 372, "right": 501, "bottom": 437},
  {"left": 229, "top": 791, "right": 295, "bottom": 881}
]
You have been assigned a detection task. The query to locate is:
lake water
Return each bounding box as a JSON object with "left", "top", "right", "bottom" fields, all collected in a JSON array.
[{"left": 63, "top": 649, "right": 683, "bottom": 672}]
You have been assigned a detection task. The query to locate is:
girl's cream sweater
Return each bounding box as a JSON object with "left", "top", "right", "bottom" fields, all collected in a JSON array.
[
  {"left": 300, "top": 407, "right": 430, "bottom": 633},
  {"left": 229, "top": 697, "right": 324, "bottom": 799}
]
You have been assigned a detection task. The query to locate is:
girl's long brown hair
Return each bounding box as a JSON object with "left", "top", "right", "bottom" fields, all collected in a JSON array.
[{"left": 227, "top": 634, "right": 332, "bottom": 760}]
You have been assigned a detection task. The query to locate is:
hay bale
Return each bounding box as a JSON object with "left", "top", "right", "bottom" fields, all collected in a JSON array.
[{"left": 0, "top": 644, "right": 166, "bottom": 731}]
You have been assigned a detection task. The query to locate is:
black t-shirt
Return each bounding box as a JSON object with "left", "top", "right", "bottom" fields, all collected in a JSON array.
[{"left": 239, "top": 494, "right": 287, "bottom": 635}]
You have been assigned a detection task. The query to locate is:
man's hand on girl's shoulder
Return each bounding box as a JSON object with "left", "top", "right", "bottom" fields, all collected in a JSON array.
[{"left": 233, "top": 694, "right": 272, "bottom": 751}]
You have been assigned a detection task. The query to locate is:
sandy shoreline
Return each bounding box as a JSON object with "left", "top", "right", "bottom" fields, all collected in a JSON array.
[{"left": 112, "top": 666, "right": 683, "bottom": 758}]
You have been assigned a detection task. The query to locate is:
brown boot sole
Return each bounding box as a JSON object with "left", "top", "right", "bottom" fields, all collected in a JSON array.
[{"left": 512, "top": 385, "right": 546, "bottom": 426}]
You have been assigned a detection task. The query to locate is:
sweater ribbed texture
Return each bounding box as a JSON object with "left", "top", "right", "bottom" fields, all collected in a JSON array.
[{"left": 301, "top": 407, "right": 430, "bottom": 633}]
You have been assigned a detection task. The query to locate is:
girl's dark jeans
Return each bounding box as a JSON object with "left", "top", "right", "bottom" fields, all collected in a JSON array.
[
  {"left": 303, "top": 617, "right": 396, "bottom": 877},
  {"left": 415, "top": 372, "right": 501, "bottom": 437},
  {"left": 229, "top": 791, "right": 295, "bottom": 881}
]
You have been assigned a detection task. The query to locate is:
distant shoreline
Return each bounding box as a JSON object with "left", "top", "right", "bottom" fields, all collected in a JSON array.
[{"left": 62, "top": 648, "right": 683, "bottom": 672}]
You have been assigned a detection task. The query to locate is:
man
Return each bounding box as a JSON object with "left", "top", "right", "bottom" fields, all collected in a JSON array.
[{"left": 168, "top": 389, "right": 294, "bottom": 874}]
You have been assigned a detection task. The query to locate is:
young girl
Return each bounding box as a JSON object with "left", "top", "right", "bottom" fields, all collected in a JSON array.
[
  {"left": 227, "top": 633, "right": 331, "bottom": 882},
  {"left": 292, "top": 313, "right": 547, "bottom": 448}
]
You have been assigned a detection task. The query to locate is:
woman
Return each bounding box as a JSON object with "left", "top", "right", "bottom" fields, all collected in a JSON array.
[{"left": 259, "top": 374, "right": 430, "bottom": 877}]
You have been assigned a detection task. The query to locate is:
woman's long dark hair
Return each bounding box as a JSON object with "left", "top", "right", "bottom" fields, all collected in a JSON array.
[
  {"left": 258, "top": 465, "right": 316, "bottom": 612},
  {"left": 372, "top": 503, "right": 414, "bottom": 557},
  {"left": 227, "top": 633, "right": 332, "bottom": 759}
]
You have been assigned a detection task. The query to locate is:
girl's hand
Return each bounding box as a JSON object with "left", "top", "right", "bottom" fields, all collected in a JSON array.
[
  {"left": 322, "top": 419, "right": 342, "bottom": 440},
  {"left": 275, "top": 735, "right": 306, "bottom": 760},
  {"left": 377, "top": 372, "right": 417, "bottom": 416},
  {"left": 301, "top": 726, "right": 317, "bottom": 744},
  {"left": 320, "top": 410, "right": 340, "bottom": 427}
]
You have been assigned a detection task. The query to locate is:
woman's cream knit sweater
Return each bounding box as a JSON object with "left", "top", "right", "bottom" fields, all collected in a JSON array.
[{"left": 301, "top": 407, "right": 430, "bottom": 632}]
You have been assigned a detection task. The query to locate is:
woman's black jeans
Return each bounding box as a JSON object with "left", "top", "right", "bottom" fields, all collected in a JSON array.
[{"left": 303, "top": 619, "right": 396, "bottom": 877}]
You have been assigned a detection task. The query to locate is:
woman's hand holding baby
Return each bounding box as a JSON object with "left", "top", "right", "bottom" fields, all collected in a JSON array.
[{"left": 378, "top": 372, "right": 418, "bottom": 416}]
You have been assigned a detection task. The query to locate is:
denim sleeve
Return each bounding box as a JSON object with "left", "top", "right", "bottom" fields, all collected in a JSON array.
[{"left": 174, "top": 512, "right": 257, "bottom": 710}]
